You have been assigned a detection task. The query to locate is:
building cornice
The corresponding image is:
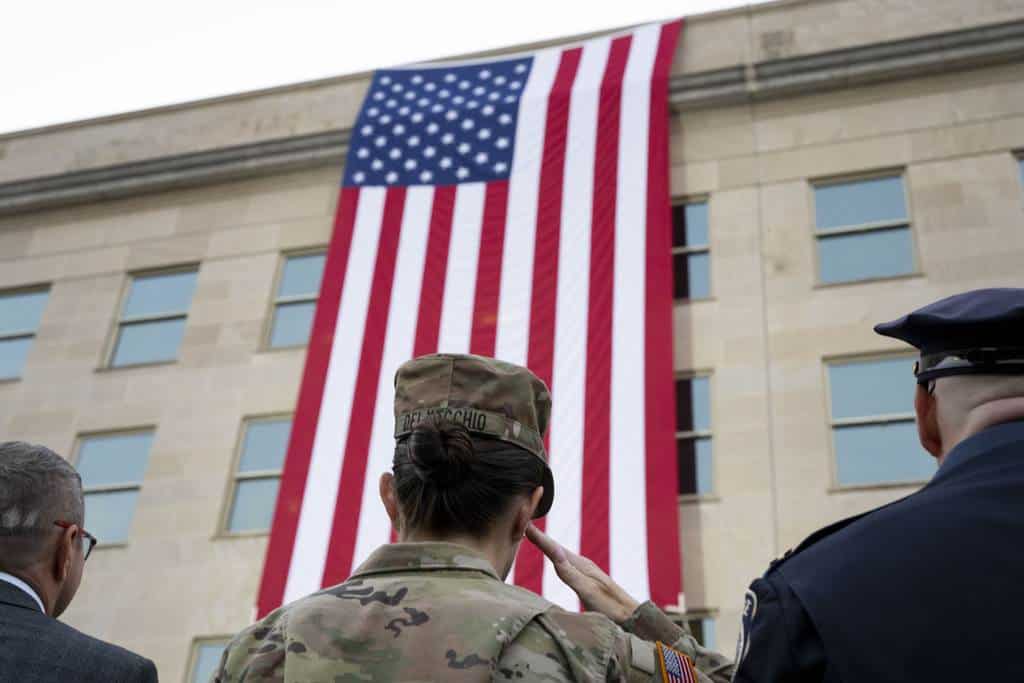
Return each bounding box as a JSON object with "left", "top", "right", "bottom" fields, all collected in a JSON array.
[{"left": 2, "top": 18, "right": 1022, "bottom": 217}]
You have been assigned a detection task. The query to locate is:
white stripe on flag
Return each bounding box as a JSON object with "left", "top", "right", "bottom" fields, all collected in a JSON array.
[
  {"left": 284, "top": 187, "right": 387, "bottom": 604},
  {"left": 437, "top": 182, "right": 486, "bottom": 354},
  {"left": 350, "top": 186, "right": 435, "bottom": 570},
  {"left": 494, "top": 50, "right": 560, "bottom": 368},
  {"left": 610, "top": 23, "right": 661, "bottom": 603},
  {"left": 495, "top": 50, "right": 561, "bottom": 586},
  {"left": 542, "top": 36, "right": 611, "bottom": 610}
]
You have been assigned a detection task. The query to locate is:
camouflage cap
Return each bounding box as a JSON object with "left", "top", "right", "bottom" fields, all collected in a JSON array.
[{"left": 393, "top": 353, "right": 554, "bottom": 517}]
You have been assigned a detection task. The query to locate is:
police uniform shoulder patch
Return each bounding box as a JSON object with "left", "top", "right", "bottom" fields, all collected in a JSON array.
[
  {"left": 734, "top": 588, "right": 758, "bottom": 668},
  {"left": 655, "top": 641, "right": 697, "bottom": 683}
]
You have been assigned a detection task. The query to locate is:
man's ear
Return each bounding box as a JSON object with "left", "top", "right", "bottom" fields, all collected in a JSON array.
[
  {"left": 379, "top": 473, "right": 400, "bottom": 529},
  {"left": 511, "top": 486, "right": 545, "bottom": 542},
  {"left": 53, "top": 524, "right": 76, "bottom": 583},
  {"left": 915, "top": 384, "right": 942, "bottom": 459}
]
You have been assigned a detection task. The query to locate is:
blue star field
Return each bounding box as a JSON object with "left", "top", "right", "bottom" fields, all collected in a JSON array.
[{"left": 343, "top": 57, "right": 533, "bottom": 187}]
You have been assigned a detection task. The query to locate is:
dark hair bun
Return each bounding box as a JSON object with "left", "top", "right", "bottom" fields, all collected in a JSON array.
[{"left": 407, "top": 420, "right": 475, "bottom": 488}]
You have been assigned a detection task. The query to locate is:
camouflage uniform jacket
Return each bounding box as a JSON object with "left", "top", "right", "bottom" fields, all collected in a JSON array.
[{"left": 213, "top": 542, "right": 733, "bottom": 682}]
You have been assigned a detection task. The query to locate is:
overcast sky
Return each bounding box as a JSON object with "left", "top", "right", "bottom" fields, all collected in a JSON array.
[{"left": 2, "top": 0, "right": 772, "bottom": 135}]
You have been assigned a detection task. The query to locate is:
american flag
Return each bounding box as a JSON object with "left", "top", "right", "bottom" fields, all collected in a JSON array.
[
  {"left": 659, "top": 642, "right": 699, "bottom": 683},
  {"left": 257, "top": 19, "right": 683, "bottom": 616}
]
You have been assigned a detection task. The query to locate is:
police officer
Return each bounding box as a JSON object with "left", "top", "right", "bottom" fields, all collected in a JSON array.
[
  {"left": 214, "top": 354, "right": 732, "bottom": 682},
  {"left": 732, "top": 288, "right": 1024, "bottom": 681}
]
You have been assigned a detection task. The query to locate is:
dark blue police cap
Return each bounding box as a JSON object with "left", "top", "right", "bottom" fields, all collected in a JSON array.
[{"left": 874, "top": 288, "right": 1024, "bottom": 383}]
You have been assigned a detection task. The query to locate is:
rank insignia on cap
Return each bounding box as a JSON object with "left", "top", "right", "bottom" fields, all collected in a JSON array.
[{"left": 656, "top": 642, "right": 697, "bottom": 683}]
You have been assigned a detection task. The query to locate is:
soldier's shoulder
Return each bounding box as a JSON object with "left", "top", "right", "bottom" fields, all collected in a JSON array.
[{"left": 500, "top": 610, "right": 621, "bottom": 683}]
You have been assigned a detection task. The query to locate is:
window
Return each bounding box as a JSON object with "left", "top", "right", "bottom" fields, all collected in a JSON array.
[
  {"left": 75, "top": 431, "right": 154, "bottom": 544},
  {"left": 672, "top": 201, "right": 710, "bottom": 300},
  {"left": 268, "top": 252, "right": 326, "bottom": 348},
  {"left": 224, "top": 417, "right": 291, "bottom": 533},
  {"left": 813, "top": 175, "right": 915, "bottom": 284},
  {"left": 0, "top": 287, "right": 49, "bottom": 380},
  {"left": 188, "top": 638, "right": 229, "bottom": 683},
  {"left": 827, "top": 357, "right": 936, "bottom": 487},
  {"left": 676, "top": 375, "right": 712, "bottom": 496},
  {"left": 686, "top": 615, "right": 716, "bottom": 650},
  {"left": 669, "top": 612, "right": 717, "bottom": 651},
  {"left": 109, "top": 269, "right": 198, "bottom": 367}
]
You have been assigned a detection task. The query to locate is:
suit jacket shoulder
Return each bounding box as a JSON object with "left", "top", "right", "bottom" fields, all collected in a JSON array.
[{"left": 0, "top": 583, "right": 157, "bottom": 683}]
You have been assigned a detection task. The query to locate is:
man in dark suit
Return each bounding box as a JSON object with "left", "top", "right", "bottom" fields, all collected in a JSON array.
[{"left": 0, "top": 440, "right": 158, "bottom": 682}]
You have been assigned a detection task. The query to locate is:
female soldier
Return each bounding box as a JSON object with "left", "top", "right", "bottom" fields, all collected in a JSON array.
[{"left": 215, "top": 354, "right": 732, "bottom": 682}]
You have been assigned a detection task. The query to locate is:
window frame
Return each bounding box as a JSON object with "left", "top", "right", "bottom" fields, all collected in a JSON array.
[
  {"left": 823, "top": 352, "right": 930, "bottom": 491},
  {"left": 675, "top": 370, "right": 715, "bottom": 502},
  {"left": 185, "top": 636, "right": 231, "bottom": 683},
  {"left": 262, "top": 247, "right": 328, "bottom": 351},
  {"left": 72, "top": 426, "right": 156, "bottom": 548},
  {"left": 0, "top": 283, "right": 50, "bottom": 382},
  {"left": 809, "top": 170, "right": 921, "bottom": 287},
  {"left": 670, "top": 196, "right": 712, "bottom": 302},
  {"left": 218, "top": 413, "right": 292, "bottom": 538},
  {"left": 105, "top": 264, "right": 199, "bottom": 369}
]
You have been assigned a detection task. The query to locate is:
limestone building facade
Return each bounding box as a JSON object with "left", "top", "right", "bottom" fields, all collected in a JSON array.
[{"left": 1, "top": 0, "right": 1022, "bottom": 679}]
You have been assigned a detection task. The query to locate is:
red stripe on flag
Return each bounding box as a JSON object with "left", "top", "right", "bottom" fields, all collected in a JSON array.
[
  {"left": 644, "top": 20, "right": 684, "bottom": 607},
  {"left": 321, "top": 187, "right": 407, "bottom": 586},
  {"left": 515, "top": 47, "right": 583, "bottom": 593},
  {"left": 257, "top": 186, "right": 361, "bottom": 617},
  {"left": 580, "top": 35, "right": 632, "bottom": 573},
  {"left": 413, "top": 186, "right": 456, "bottom": 358},
  {"left": 469, "top": 180, "right": 510, "bottom": 357}
]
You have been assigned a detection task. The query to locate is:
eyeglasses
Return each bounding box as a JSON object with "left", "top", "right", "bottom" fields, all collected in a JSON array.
[{"left": 53, "top": 521, "right": 98, "bottom": 561}]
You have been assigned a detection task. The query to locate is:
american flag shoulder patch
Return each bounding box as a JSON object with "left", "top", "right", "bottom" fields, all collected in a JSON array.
[{"left": 656, "top": 641, "right": 698, "bottom": 683}]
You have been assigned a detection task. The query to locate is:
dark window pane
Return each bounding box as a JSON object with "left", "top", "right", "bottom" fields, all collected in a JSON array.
[
  {"left": 677, "top": 437, "right": 712, "bottom": 495},
  {"left": 77, "top": 432, "right": 154, "bottom": 487},
  {"left": 673, "top": 253, "right": 689, "bottom": 299},
  {"left": 192, "top": 643, "right": 228, "bottom": 683},
  {"left": 815, "top": 176, "right": 907, "bottom": 230},
  {"left": 829, "top": 357, "right": 913, "bottom": 419},
  {"left": 834, "top": 421, "right": 935, "bottom": 486},
  {"left": 0, "top": 337, "right": 33, "bottom": 380},
  {"left": 279, "top": 253, "right": 326, "bottom": 298},
  {"left": 818, "top": 226, "right": 914, "bottom": 284},
  {"left": 111, "top": 318, "right": 186, "bottom": 366},
  {"left": 123, "top": 271, "right": 197, "bottom": 318},
  {"left": 84, "top": 490, "right": 139, "bottom": 544},
  {"left": 672, "top": 202, "right": 709, "bottom": 248},
  {"left": 270, "top": 301, "right": 317, "bottom": 348},
  {"left": 239, "top": 419, "right": 292, "bottom": 473},
  {"left": 228, "top": 478, "right": 281, "bottom": 532},
  {"left": 0, "top": 290, "right": 49, "bottom": 335},
  {"left": 676, "top": 377, "right": 710, "bottom": 432},
  {"left": 672, "top": 205, "right": 686, "bottom": 248}
]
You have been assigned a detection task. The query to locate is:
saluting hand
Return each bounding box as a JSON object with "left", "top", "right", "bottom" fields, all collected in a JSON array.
[{"left": 526, "top": 524, "right": 640, "bottom": 624}]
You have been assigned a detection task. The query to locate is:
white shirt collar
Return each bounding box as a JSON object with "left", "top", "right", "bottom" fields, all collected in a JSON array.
[{"left": 0, "top": 571, "right": 45, "bottom": 613}]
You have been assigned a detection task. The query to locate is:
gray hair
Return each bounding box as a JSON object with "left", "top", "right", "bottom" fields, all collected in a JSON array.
[{"left": 0, "top": 442, "right": 84, "bottom": 567}]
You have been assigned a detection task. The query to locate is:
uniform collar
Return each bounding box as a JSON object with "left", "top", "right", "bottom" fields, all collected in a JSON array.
[
  {"left": 349, "top": 542, "right": 501, "bottom": 582},
  {"left": 936, "top": 419, "right": 1024, "bottom": 478},
  {"left": 0, "top": 571, "right": 45, "bottom": 613}
]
